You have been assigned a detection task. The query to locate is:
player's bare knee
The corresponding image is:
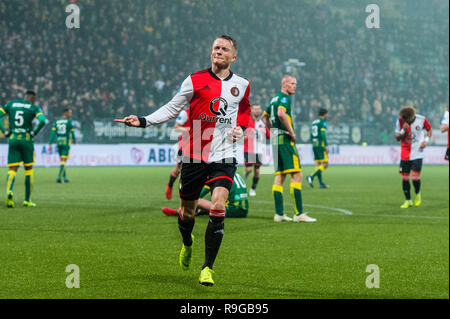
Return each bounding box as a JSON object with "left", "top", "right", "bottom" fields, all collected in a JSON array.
[
  {"left": 210, "top": 187, "right": 228, "bottom": 211},
  {"left": 291, "top": 172, "right": 302, "bottom": 183},
  {"left": 401, "top": 173, "right": 410, "bottom": 181},
  {"left": 179, "top": 207, "right": 196, "bottom": 220},
  {"left": 210, "top": 195, "right": 227, "bottom": 211},
  {"left": 274, "top": 174, "right": 285, "bottom": 185},
  {"left": 179, "top": 199, "right": 197, "bottom": 220}
]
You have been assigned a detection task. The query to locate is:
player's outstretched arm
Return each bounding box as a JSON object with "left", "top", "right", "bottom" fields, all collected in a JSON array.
[
  {"left": 114, "top": 115, "right": 143, "bottom": 127},
  {"left": 115, "top": 76, "right": 194, "bottom": 128}
]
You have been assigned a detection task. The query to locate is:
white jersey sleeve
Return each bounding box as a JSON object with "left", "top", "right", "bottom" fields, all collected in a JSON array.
[{"left": 144, "top": 76, "right": 194, "bottom": 127}]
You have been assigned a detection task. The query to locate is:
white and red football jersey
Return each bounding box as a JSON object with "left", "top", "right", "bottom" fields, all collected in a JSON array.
[
  {"left": 395, "top": 114, "right": 432, "bottom": 161},
  {"left": 144, "top": 68, "right": 251, "bottom": 162},
  {"left": 442, "top": 109, "right": 449, "bottom": 148},
  {"left": 244, "top": 117, "right": 270, "bottom": 155}
]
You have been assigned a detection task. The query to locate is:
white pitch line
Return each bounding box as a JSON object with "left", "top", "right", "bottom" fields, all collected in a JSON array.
[
  {"left": 258, "top": 200, "right": 353, "bottom": 215},
  {"left": 303, "top": 204, "right": 353, "bottom": 215},
  {"left": 256, "top": 200, "right": 448, "bottom": 220}
]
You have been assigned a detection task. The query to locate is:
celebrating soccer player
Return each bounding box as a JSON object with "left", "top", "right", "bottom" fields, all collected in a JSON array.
[
  {"left": 243, "top": 104, "right": 270, "bottom": 196},
  {"left": 0, "top": 90, "right": 47, "bottom": 207},
  {"left": 48, "top": 108, "right": 76, "bottom": 183},
  {"left": 115, "top": 35, "right": 251, "bottom": 286},
  {"left": 395, "top": 106, "right": 432, "bottom": 208},
  {"left": 262, "top": 75, "right": 316, "bottom": 223},
  {"left": 307, "top": 108, "right": 330, "bottom": 189}
]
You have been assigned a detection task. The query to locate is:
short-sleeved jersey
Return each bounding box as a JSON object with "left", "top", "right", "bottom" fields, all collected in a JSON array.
[
  {"left": 226, "top": 173, "right": 248, "bottom": 211},
  {"left": 50, "top": 118, "right": 75, "bottom": 146},
  {"left": 395, "top": 114, "right": 432, "bottom": 161},
  {"left": 442, "top": 109, "right": 449, "bottom": 148},
  {"left": 264, "top": 92, "right": 293, "bottom": 145},
  {"left": 311, "top": 117, "right": 328, "bottom": 147},
  {"left": 0, "top": 100, "right": 43, "bottom": 134}
]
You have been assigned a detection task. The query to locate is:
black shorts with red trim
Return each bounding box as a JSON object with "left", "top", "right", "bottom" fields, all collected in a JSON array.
[
  {"left": 445, "top": 148, "right": 449, "bottom": 161},
  {"left": 244, "top": 152, "right": 263, "bottom": 167},
  {"left": 399, "top": 159, "right": 423, "bottom": 174},
  {"left": 179, "top": 161, "right": 237, "bottom": 200}
]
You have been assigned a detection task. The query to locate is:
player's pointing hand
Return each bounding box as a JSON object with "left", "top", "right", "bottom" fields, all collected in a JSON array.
[{"left": 114, "top": 115, "right": 140, "bottom": 127}]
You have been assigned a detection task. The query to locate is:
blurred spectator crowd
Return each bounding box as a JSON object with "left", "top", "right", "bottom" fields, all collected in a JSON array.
[{"left": 0, "top": 0, "right": 448, "bottom": 143}]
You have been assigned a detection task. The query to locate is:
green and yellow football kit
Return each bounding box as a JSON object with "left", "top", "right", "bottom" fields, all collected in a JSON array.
[{"left": 0, "top": 100, "right": 47, "bottom": 206}]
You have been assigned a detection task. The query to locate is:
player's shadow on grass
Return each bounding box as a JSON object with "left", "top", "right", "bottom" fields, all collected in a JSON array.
[
  {"left": 95, "top": 207, "right": 165, "bottom": 217},
  {"left": 226, "top": 282, "right": 400, "bottom": 299},
  {"left": 126, "top": 273, "right": 200, "bottom": 291}
]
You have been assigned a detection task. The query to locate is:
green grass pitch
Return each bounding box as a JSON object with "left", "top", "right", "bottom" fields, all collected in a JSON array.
[{"left": 0, "top": 165, "right": 448, "bottom": 299}]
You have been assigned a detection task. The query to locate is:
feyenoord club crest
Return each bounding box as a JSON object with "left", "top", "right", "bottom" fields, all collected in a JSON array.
[{"left": 230, "top": 86, "right": 239, "bottom": 97}]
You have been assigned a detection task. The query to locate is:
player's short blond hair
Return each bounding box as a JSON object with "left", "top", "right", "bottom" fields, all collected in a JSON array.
[
  {"left": 281, "top": 75, "right": 295, "bottom": 84},
  {"left": 216, "top": 35, "right": 237, "bottom": 53}
]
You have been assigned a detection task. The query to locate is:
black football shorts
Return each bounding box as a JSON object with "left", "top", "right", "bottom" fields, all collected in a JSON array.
[
  {"left": 399, "top": 159, "right": 423, "bottom": 174},
  {"left": 179, "top": 161, "right": 237, "bottom": 201}
]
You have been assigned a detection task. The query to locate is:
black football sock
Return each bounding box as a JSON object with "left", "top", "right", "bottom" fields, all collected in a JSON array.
[
  {"left": 203, "top": 214, "right": 225, "bottom": 270},
  {"left": 178, "top": 215, "right": 195, "bottom": 246},
  {"left": 413, "top": 179, "right": 421, "bottom": 194},
  {"left": 402, "top": 180, "right": 411, "bottom": 200},
  {"left": 251, "top": 176, "right": 259, "bottom": 190},
  {"left": 168, "top": 172, "right": 178, "bottom": 188}
]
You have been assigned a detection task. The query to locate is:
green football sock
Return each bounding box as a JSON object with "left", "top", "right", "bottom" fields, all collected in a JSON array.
[
  {"left": 290, "top": 182, "right": 303, "bottom": 216},
  {"left": 317, "top": 170, "right": 323, "bottom": 184},
  {"left": 317, "top": 165, "right": 325, "bottom": 184},
  {"left": 272, "top": 185, "right": 284, "bottom": 216},
  {"left": 25, "top": 169, "right": 33, "bottom": 202},
  {"left": 58, "top": 161, "right": 66, "bottom": 179},
  {"left": 6, "top": 170, "right": 16, "bottom": 193},
  {"left": 311, "top": 167, "right": 321, "bottom": 180}
]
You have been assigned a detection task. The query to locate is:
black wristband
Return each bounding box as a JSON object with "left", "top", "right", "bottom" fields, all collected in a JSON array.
[
  {"left": 138, "top": 117, "right": 147, "bottom": 128},
  {"left": 240, "top": 125, "right": 247, "bottom": 134}
]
